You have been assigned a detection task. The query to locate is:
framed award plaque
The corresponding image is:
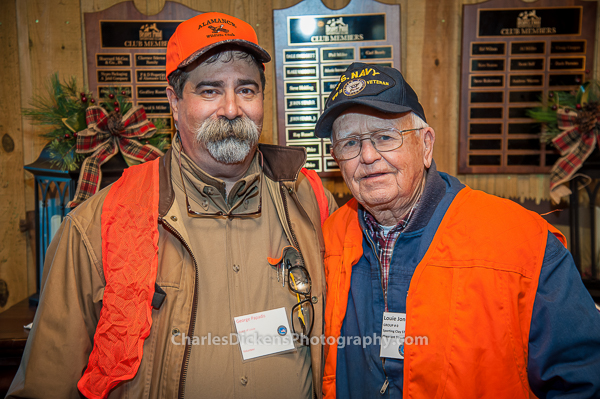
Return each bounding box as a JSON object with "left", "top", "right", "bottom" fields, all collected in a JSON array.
[
  {"left": 273, "top": 0, "right": 400, "bottom": 176},
  {"left": 458, "top": 0, "right": 597, "bottom": 174},
  {"left": 84, "top": 1, "right": 200, "bottom": 134}
]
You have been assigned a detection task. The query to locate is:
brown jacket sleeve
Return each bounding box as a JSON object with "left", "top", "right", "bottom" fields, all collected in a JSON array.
[{"left": 6, "top": 207, "right": 105, "bottom": 398}]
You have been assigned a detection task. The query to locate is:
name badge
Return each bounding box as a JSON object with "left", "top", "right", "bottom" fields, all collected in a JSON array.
[
  {"left": 380, "top": 312, "right": 406, "bottom": 359},
  {"left": 234, "top": 307, "right": 296, "bottom": 361}
]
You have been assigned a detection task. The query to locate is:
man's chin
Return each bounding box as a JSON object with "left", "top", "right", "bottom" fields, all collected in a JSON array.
[{"left": 206, "top": 140, "right": 256, "bottom": 164}]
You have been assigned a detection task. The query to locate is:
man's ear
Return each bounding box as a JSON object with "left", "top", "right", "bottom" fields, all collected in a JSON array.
[
  {"left": 422, "top": 127, "right": 435, "bottom": 168},
  {"left": 166, "top": 86, "right": 179, "bottom": 122}
]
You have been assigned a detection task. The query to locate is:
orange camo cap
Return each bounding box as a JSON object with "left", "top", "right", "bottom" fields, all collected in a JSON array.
[{"left": 166, "top": 12, "right": 271, "bottom": 78}]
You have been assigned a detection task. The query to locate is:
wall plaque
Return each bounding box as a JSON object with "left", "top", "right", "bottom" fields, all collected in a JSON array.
[
  {"left": 322, "top": 47, "right": 355, "bottom": 61},
  {"left": 360, "top": 46, "right": 393, "bottom": 60},
  {"left": 274, "top": 0, "right": 401, "bottom": 177},
  {"left": 137, "top": 85, "right": 168, "bottom": 99},
  {"left": 510, "top": 41, "right": 545, "bottom": 54},
  {"left": 459, "top": 0, "right": 596, "bottom": 174},
  {"left": 85, "top": 2, "right": 200, "bottom": 135},
  {"left": 135, "top": 54, "right": 167, "bottom": 67},
  {"left": 96, "top": 54, "right": 131, "bottom": 67},
  {"left": 284, "top": 49, "right": 318, "bottom": 63},
  {"left": 97, "top": 70, "right": 131, "bottom": 83}
]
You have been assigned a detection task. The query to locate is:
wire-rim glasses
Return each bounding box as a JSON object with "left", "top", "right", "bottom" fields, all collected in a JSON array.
[{"left": 332, "top": 127, "right": 423, "bottom": 161}]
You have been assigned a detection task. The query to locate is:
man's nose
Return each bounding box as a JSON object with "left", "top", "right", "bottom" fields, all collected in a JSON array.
[
  {"left": 359, "top": 138, "right": 382, "bottom": 164},
  {"left": 217, "top": 91, "right": 243, "bottom": 120}
]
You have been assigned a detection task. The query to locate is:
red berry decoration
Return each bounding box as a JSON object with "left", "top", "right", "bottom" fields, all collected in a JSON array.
[
  {"left": 90, "top": 98, "right": 95, "bottom": 103},
  {"left": 565, "top": 108, "right": 570, "bottom": 113},
  {"left": 114, "top": 107, "right": 120, "bottom": 113},
  {"left": 575, "top": 78, "right": 581, "bottom": 84},
  {"left": 121, "top": 91, "right": 126, "bottom": 96},
  {"left": 586, "top": 69, "right": 591, "bottom": 74},
  {"left": 551, "top": 105, "right": 557, "bottom": 111},
  {"left": 109, "top": 93, "right": 115, "bottom": 99},
  {"left": 80, "top": 92, "right": 85, "bottom": 97},
  {"left": 64, "top": 133, "right": 71, "bottom": 139},
  {"left": 73, "top": 132, "right": 78, "bottom": 137},
  {"left": 144, "top": 140, "right": 149, "bottom": 144},
  {"left": 113, "top": 101, "right": 119, "bottom": 106},
  {"left": 81, "top": 97, "right": 87, "bottom": 102},
  {"left": 576, "top": 104, "right": 582, "bottom": 110},
  {"left": 548, "top": 92, "right": 554, "bottom": 98}
]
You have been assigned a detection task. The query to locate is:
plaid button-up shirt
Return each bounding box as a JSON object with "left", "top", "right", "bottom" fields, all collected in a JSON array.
[{"left": 363, "top": 201, "right": 419, "bottom": 311}]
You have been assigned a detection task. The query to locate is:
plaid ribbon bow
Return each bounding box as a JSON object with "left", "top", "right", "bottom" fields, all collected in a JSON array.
[
  {"left": 67, "top": 106, "right": 164, "bottom": 207},
  {"left": 549, "top": 107, "right": 600, "bottom": 203}
]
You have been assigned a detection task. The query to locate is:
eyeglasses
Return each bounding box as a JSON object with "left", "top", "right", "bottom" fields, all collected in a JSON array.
[
  {"left": 177, "top": 142, "right": 262, "bottom": 218},
  {"left": 288, "top": 262, "right": 313, "bottom": 341},
  {"left": 332, "top": 127, "right": 423, "bottom": 161},
  {"left": 277, "top": 246, "right": 314, "bottom": 344}
]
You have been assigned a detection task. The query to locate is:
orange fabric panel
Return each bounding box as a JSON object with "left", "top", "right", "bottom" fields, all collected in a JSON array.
[
  {"left": 322, "top": 199, "right": 363, "bottom": 399},
  {"left": 300, "top": 168, "right": 329, "bottom": 227},
  {"left": 78, "top": 159, "right": 160, "bottom": 399},
  {"left": 405, "top": 188, "right": 545, "bottom": 399}
]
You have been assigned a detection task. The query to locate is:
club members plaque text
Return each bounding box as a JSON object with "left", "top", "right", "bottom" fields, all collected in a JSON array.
[
  {"left": 274, "top": 0, "right": 401, "bottom": 175},
  {"left": 459, "top": 0, "right": 596, "bottom": 174}
]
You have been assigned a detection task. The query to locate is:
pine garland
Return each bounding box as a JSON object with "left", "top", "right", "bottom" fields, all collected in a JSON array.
[
  {"left": 528, "top": 79, "right": 600, "bottom": 144},
  {"left": 23, "top": 74, "right": 88, "bottom": 170},
  {"left": 23, "top": 74, "right": 171, "bottom": 170}
]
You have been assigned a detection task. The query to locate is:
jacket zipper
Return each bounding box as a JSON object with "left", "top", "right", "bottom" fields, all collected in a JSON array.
[
  {"left": 364, "top": 233, "right": 390, "bottom": 395},
  {"left": 158, "top": 217, "right": 199, "bottom": 399},
  {"left": 364, "top": 233, "right": 387, "bottom": 308}
]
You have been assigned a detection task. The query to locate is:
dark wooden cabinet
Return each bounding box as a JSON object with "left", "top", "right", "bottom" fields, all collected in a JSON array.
[{"left": 0, "top": 299, "right": 36, "bottom": 397}]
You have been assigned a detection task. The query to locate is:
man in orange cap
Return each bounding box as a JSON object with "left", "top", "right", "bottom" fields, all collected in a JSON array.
[{"left": 7, "top": 12, "right": 335, "bottom": 399}]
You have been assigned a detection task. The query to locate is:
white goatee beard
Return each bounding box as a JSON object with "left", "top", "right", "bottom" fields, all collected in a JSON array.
[{"left": 192, "top": 116, "right": 261, "bottom": 164}]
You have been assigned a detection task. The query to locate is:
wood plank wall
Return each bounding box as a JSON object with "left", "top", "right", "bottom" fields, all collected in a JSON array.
[{"left": 0, "top": 0, "right": 598, "bottom": 312}]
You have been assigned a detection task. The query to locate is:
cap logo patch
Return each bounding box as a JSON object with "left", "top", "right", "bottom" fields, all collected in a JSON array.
[
  {"left": 208, "top": 24, "right": 229, "bottom": 34},
  {"left": 198, "top": 18, "right": 237, "bottom": 30},
  {"left": 199, "top": 18, "right": 237, "bottom": 38},
  {"left": 343, "top": 79, "right": 366, "bottom": 96}
]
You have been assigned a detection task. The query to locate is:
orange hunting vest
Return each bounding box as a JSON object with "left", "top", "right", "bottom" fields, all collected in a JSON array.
[{"left": 322, "top": 186, "right": 566, "bottom": 399}]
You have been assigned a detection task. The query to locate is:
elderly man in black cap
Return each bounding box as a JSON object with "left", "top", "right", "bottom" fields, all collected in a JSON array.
[{"left": 316, "top": 63, "right": 600, "bottom": 399}]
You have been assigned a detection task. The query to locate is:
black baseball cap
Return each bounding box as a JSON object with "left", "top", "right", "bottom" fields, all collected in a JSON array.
[{"left": 314, "top": 63, "right": 426, "bottom": 138}]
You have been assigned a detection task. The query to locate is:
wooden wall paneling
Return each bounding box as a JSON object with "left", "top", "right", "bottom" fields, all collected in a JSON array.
[
  {"left": 133, "top": 0, "right": 167, "bottom": 15},
  {"left": 15, "top": 0, "right": 85, "bottom": 304},
  {"left": 18, "top": 0, "right": 85, "bottom": 201},
  {"left": 0, "top": 0, "right": 28, "bottom": 313},
  {"left": 81, "top": 0, "right": 124, "bottom": 13},
  {"left": 419, "top": 0, "right": 461, "bottom": 176}
]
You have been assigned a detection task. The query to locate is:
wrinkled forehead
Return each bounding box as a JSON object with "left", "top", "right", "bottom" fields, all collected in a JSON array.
[{"left": 331, "top": 106, "right": 411, "bottom": 140}]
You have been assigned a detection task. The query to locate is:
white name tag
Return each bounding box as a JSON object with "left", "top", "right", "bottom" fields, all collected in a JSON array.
[
  {"left": 234, "top": 307, "right": 296, "bottom": 361},
  {"left": 380, "top": 312, "right": 406, "bottom": 359}
]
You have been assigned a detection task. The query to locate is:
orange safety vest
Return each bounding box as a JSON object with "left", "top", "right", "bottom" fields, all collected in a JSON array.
[
  {"left": 322, "top": 186, "right": 566, "bottom": 399},
  {"left": 77, "top": 158, "right": 328, "bottom": 399}
]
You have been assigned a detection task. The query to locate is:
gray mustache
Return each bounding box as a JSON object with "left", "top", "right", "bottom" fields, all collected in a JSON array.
[{"left": 200, "top": 117, "right": 259, "bottom": 142}]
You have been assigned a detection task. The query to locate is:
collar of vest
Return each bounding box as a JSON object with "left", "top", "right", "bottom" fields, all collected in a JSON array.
[{"left": 157, "top": 144, "right": 307, "bottom": 217}]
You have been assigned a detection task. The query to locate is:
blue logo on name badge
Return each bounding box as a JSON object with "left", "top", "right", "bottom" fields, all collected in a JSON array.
[
  {"left": 277, "top": 325, "right": 287, "bottom": 336},
  {"left": 399, "top": 344, "right": 404, "bottom": 356}
]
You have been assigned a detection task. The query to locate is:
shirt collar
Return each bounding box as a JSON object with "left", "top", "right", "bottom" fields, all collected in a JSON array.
[{"left": 171, "top": 136, "right": 262, "bottom": 214}]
